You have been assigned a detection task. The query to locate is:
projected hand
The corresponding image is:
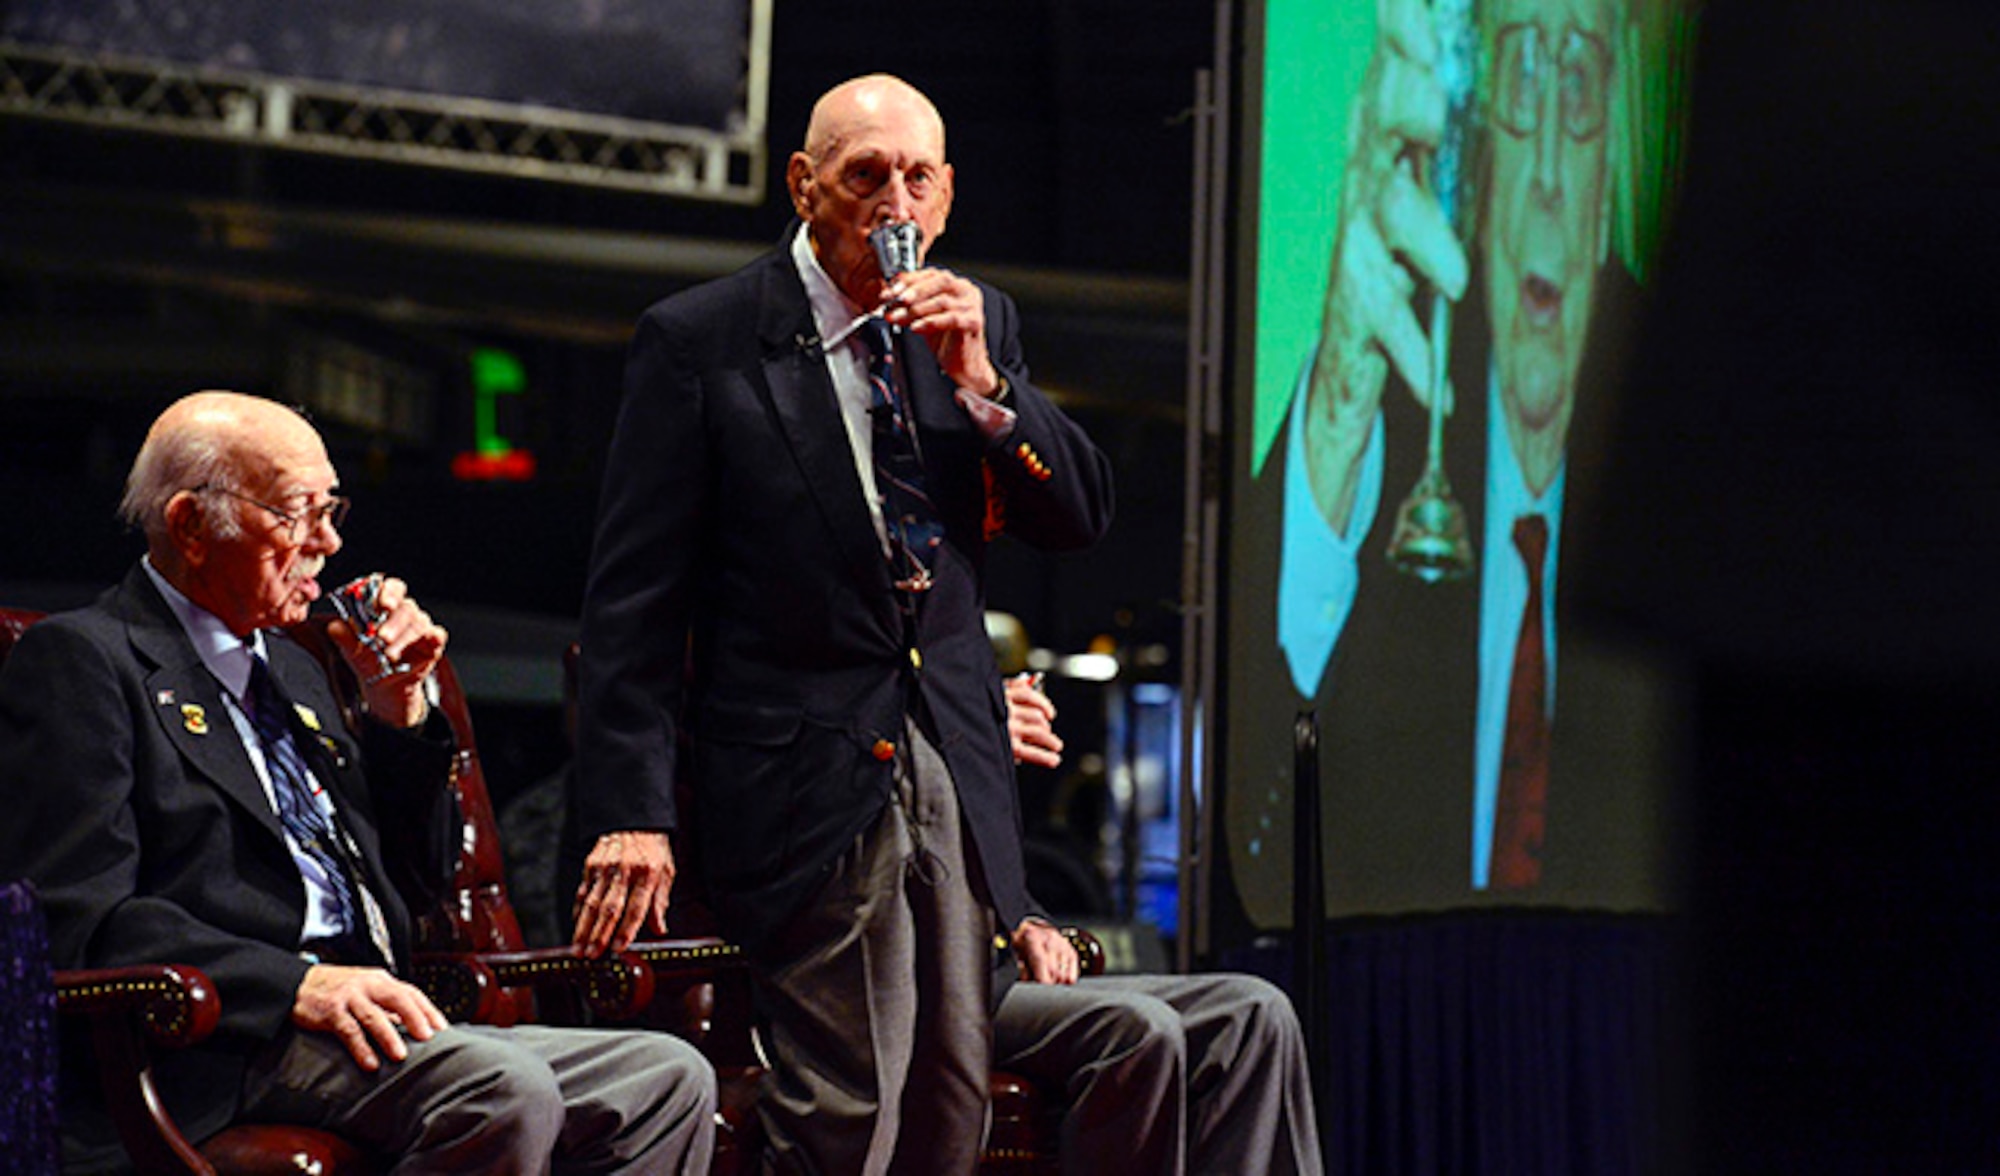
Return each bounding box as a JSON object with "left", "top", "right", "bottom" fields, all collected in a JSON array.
[{"left": 1303, "top": 0, "right": 1470, "bottom": 536}]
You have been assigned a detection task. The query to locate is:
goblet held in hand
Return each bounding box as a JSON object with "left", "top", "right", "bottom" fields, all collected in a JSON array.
[{"left": 1388, "top": 0, "right": 1483, "bottom": 584}]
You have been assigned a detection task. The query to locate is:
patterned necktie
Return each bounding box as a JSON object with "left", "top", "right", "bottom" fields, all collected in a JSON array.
[
  {"left": 246, "top": 657, "right": 394, "bottom": 967},
  {"left": 1491, "top": 514, "right": 1550, "bottom": 890},
  {"left": 860, "top": 317, "right": 943, "bottom": 591}
]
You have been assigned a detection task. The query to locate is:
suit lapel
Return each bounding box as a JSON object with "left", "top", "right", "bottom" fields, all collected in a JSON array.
[
  {"left": 755, "top": 254, "right": 900, "bottom": 606},
  {"left": 117, "top": 573, "right": 289, "bottom": 847}
]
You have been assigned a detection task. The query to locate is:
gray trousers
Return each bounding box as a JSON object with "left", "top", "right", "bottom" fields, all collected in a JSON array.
[
  {"left": 993, "top": 972, "right": 1324, "bottom": 1176},
  {"left": 240, "top": 1022, "right": 716, "bottom": 1175},
  {"left": 754, "top": 722, "right": 995, "bottom": 1176}
]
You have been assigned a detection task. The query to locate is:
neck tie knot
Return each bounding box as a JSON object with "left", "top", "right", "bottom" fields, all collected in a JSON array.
[
  {"left": 246, "top": 655, "right": 287, "bottom": 735},
  {"left": 860, "top": 315, "right": 894, "bottom": 362},
  {"left": 1512, "top": 513, "right": 1549, "bottom": 578}
]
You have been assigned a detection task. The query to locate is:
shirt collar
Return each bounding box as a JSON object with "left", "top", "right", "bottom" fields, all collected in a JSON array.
[
  {"left": 141, "top": 556, "right": 266, "bottom": 702},
  {"left": 790, "top": 224, "right": 869, "bottom": 352},
  {"left": 1484, "top": 366, "right": 1566, "bottom": 530}
]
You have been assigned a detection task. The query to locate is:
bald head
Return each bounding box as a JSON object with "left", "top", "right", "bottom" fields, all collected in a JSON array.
[
  {"left": 124, "top": 390, "right": 344, "bottom": 635},
  {"left": 122, "top": 391, "right": 319, "bottom": 542},
  {"left": 788, "top": 74, "right": 956, "bottom": 307},
  {"left": 801, "top": 74, "right": 946, "bottom": 166}
]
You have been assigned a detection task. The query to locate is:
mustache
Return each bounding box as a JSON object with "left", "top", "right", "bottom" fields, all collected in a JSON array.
[{"left": 290, "top": 556, "right": 325, "bottom": 584}]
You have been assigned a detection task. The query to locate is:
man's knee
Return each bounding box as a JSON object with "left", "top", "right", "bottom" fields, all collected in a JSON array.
[
  {"left": 1229, "top": 975, "right": 1307, "bottom": 1057},
  {"left": 1099, "top": 990, "right": 1188, "bottom": 1068},
  {"left": 630, "top": 1031, "right": 720, "bottom": 1117},
  {"left": 409, "top": 1031, "right": 567, "bottom": 1157}
]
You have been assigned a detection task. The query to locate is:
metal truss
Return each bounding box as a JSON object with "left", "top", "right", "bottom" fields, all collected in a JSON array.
[{"left": 0, "top": 0, "right": 769, "bottom": 203}]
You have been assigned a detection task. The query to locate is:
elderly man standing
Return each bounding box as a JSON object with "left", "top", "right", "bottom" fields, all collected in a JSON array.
[
  {"left": 570, "top": 74, "right": 1115, "bottom": 1173},
  {"left": 0, "top": 390, "right": 715, "bottom": 1174}
]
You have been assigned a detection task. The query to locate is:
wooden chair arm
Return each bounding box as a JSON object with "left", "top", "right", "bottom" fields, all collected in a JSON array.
[
  {"left": 625, "top": 937, "right": 760, "bottom": 1069},
  {"left": 412, "top": 946, "right": 656, "bottom": 1025},
  {"left": 1061, "top": 926, "right": 1107, "bottom": 977},
  {"left": 54, "top": 964, "right": 221, "bottom": 1049},
  {"left": 53, "top": 964, "right": 222, "bottom": 1176},
  {"left": 628, "top": 936, "right": 744, "bottom": 981}
]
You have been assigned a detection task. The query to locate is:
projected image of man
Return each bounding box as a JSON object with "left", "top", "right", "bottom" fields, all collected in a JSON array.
[{"left": 1275, "top": 0, "right": 1625, "bottom": 891}]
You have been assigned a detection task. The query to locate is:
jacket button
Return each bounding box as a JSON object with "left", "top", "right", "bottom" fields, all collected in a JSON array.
[{"left": 872, "top": 739, "right": 896, "bottom": 762}]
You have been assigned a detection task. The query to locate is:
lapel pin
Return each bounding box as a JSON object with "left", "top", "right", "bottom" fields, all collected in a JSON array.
[
  {"left": 293, "top": 703, "right": 322, "bottom": 732},
  {"left": 155, "top": 689, "right": 176, "bottom": 706},
  {"left": 181, "top": 703, "right": 209, "bottom": 735}
]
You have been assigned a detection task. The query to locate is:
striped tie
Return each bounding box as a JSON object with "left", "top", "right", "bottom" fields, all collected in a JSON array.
[
  {"left": 860, "top": 317, "right": 943, "bottom": 591},
  {"left": 247, "top": 657, "right": 394, "bottom": 967}
]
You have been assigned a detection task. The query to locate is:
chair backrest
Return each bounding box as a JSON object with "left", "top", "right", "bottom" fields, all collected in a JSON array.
[
  {"left": 0, "top": 606, "right": 43, "bottom": 666},
  {"left": 283, "top": 621, "right": 529, "bottom": 952}
]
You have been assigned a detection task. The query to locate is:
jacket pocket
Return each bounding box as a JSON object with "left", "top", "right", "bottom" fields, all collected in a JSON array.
[{"left": 691, "top": 700, "right": 806, "bottom": 891}]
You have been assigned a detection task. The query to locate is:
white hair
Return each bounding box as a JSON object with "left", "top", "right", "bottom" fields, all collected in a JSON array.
[{"left": 119, "top": 407, "right": 246, "bottom": 541}]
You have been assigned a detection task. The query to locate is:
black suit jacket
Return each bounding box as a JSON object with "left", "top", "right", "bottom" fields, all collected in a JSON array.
[
  {"left": 0, "top": 566, "right": 455, "bottom": 1169},
  {"left": 575, "top": 236, "right": 1114, "bottom": 956}
]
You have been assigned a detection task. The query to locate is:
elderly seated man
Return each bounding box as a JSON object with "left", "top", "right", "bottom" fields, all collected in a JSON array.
[
  {"left": 995, "top": 676, "right": 1324, "bottom": 1175},
  {"left": 0, "top": 390, "right": 714, "bottom": 1174}
]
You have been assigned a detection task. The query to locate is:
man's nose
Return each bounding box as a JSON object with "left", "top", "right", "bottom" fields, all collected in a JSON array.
[
  {"left": 1530, "top": 89, "right": 1565, "bottom": 206},
  {"left": 879, "top": 171, "right": 916, "bottom": 221},
  {"left": 308, "top": 513, "right": 343, "bottom": 557}
]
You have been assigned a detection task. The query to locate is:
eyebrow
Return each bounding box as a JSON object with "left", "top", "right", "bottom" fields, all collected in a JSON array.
[{"left": 269, "top": 480, "right": 341, "bottom": 505}]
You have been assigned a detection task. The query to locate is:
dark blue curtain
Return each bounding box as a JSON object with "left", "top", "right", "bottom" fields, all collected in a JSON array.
[
  {"left": 1, "top": 879, "right": 60, "bottom": 1175},
  {"left": 1227, "top": 911, "right": 1675, "bottom": 1176}
]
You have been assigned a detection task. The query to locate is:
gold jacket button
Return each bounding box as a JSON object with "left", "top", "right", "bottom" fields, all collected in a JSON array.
[{"left": 909, "top": 647, "right": 923, "bottom": 670}]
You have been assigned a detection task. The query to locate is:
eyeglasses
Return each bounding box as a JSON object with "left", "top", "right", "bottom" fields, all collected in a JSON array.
[
  {"left": 195, "top": 484, "right": 350, "bottom": 540},
  {"left": 1492, "top": 22, "right": 1613, "bottom": 143}
]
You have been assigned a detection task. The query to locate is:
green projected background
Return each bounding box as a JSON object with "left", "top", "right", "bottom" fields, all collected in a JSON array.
[{"left": 1247, "top": 3, "right": 1376, "bottom": 480}]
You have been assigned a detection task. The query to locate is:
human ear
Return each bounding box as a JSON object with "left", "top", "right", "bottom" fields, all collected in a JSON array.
[
  {"left": 163, "top": 492, "right": 208, "bottom": 564},
  {"left": 787, "top": 153, "right": 816, "bottom": 220}
]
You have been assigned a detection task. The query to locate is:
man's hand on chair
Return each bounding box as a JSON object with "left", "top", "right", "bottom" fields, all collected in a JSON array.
[{"left": 572, "top": 830, "right": 675, "bottom": 955}]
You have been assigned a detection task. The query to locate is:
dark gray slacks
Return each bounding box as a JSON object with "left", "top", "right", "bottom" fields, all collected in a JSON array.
[
  {"left": 993, "top": 972, "right": 1324, "bottom": 1176},
  {"left": 240, "top": 1022, "right": 716, "bottom": 1175},
  {"left": 754, "top": 721, "right": 996, "bottom": 1176}
]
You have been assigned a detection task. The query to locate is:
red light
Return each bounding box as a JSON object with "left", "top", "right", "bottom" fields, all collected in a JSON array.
[{"left": 451, "top": 448, "right": 538, "bottom": 482}]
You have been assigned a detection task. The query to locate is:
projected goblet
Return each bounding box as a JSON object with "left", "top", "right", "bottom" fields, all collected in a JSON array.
[{"left": 1387, "top": 0, "right": 1482, "bottom": 584}]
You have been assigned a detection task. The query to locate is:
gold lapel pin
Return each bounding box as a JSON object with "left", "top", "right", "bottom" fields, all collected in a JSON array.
[{"left": 181, "top": 703, "right": 209, "bottom": 736}]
